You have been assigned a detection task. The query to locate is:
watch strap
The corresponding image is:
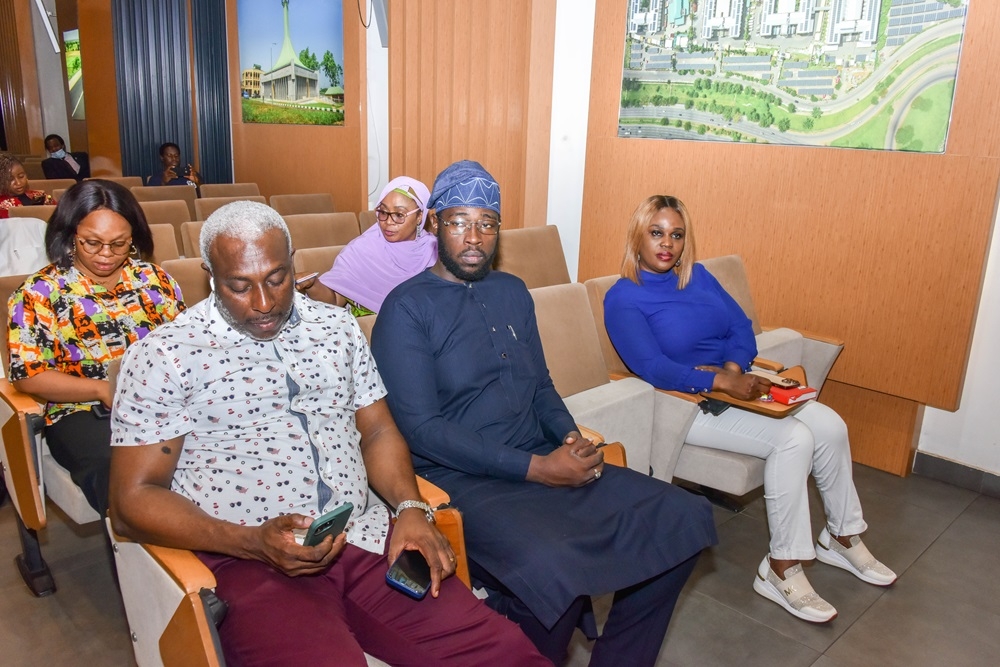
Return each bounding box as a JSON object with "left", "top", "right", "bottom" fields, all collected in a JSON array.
[{"left": 395, "top": 499, "right": 434, "bottom": 523}]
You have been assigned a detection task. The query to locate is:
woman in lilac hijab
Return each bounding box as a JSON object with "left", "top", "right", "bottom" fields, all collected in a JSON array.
[{"left": 314, "top": 176, "right": 437, "bottom": 315}]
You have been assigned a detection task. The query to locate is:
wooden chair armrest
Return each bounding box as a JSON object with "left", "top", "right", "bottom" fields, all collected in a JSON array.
[
  {"left": 140, "top": 543, "right": 218, "bottom": 594},
  {"left": 761, "top": 326, "right": 844, "bottom": 347},
  {"left": 577, "top": 424, "right": 604, "bottom": 443},
  {"left": 600, "top": 442, "right": 628, "bottom": 469},
  {"left": 416, "top": 476, "right": 451, "bottom": 508},
  {"left": 413, "top": 478, "right": 471, "bottom": 588},
  {"left": 432, "top": 507, "right": 470, "bottom": 588},
  {"left": 0, "top": 378, "right": 43, "bottom": 414},
  {"left": 752, "top": 357, "right": 785, "bottom": 372}
]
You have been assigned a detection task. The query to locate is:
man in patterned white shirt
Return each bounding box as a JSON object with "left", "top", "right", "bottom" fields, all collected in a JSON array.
[{"left": 108, "top": 201, "right": 545, "bottom": 666}]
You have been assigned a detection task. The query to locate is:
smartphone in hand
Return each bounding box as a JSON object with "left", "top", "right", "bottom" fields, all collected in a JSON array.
[
  {"left": 386, "top": 550, "right": 432, "bottom": 600},
  {"left": 301, "top": 503, "right": 353, "bottom": 547}
]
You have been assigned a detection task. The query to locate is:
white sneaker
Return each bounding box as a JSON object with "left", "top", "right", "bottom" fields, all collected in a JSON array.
[
  {"left": 816, "top": 528, "right": 897, "bottom": 586},
  {"left": 752, "top": 556, "right": 838, "bottom": 623}
]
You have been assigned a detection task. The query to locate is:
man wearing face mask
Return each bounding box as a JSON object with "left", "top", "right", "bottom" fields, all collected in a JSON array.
[{"left": 41, "top": 134, "right": 91, "bottom": 182}]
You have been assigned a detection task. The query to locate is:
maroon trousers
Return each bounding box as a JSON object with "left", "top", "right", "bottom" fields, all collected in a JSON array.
[{"left": 197, "top": 542, "right": 548, "bottom": 667}]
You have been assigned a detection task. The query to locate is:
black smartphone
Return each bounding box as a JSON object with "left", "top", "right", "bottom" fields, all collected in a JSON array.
[
  {"left": 699, "top": 397, "right": 731, "bottom": 416},
  {"left": 385, "top": 550, "right": 431, "bottom": 600},
  {"left": 91, "top": 403, "right": 111, "bottom": 419},
  {"left": 302, "top": 503, "right": 353, "bottom": 547}
]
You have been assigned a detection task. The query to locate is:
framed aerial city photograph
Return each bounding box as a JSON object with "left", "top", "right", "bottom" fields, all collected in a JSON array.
[
  {"left": 237, "top": 0, "right": 345, "bottom": 126},
  {"left": 618, "top": 0, "right": 969, "bottom": 152}
]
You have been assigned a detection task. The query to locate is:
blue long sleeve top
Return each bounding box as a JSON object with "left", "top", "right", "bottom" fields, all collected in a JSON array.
[{"left": 603, "top": 264, "right": 757, "bottom": 393}]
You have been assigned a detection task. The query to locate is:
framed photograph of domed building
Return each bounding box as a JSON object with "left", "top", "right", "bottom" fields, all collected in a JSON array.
[{"left": 237, "top": 0, "right": 345, "bottom": 126}]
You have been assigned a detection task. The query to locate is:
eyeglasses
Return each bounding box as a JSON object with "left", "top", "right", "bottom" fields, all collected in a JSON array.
[
  {"left": 374, "top": 207, "right": 421, "bottom": 225},
  {"left": 76, "top": 236, "right": 132, "bottom": 256},
  {"left": 438, "top": 217, "right": 501, "bottom": 236}
]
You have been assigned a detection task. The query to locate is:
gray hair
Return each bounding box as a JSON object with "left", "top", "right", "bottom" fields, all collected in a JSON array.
[{"left": 200, "top": 200, "right": 292, "bottom": 271}]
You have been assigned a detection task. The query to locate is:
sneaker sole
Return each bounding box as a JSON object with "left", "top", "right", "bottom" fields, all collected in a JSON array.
[
  {"left": 753, "top": 573, "right": 837, "bottom": 623},
  {"left": 815, "top": 542, "right": 897, "bottom": 587}
]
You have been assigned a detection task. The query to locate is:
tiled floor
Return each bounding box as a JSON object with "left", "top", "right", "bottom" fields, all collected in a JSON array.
[{"left": 2, "top": 464, "right": 998, "bottom": 666}]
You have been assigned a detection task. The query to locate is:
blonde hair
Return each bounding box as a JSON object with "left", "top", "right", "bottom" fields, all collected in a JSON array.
[{"left": 620, "top": 195, "right": 696, "bottom": 288}]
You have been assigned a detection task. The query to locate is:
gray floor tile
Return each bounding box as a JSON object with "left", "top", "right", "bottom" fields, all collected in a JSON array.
[
  {"left": 659, "top": 591, "right": 821, "bottom": 667},
  {"left": 825, "top": 495, "right": 1000, "bottom": 667},
  {"left": 853, "top": 464, "right": 978, "bottom": 518}
]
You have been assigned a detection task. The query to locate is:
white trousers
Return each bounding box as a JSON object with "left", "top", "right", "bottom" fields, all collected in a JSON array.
[{"left": 686, "top": 401, "right": 866, "bottom": 560}]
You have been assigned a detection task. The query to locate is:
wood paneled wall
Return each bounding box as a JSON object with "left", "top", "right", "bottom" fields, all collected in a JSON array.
[
  {"left": 0, "top": 0, "right": 43, "bottom": 154},
  {"left": 78, "top": 0, "right": 123, "bottom": 175},
  {"left": 224, "top": 0, "right": 367, "bottom": 210},
  {"left": 387, "top": 0, "right": 556, "bottom": 227},
  {"left": 581, "top": 1, "right": 1000, "bottom": 474}
]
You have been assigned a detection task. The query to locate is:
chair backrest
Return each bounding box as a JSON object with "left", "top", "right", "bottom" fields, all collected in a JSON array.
[
  {"left": 139, "top": 199, "right": 192, "bottom": 254},
  {"left": 358, "top": 209, "right": 377, "bottom": 232},
  {"left": 149, "top": 224, "right": 181, "bottom": 263},
  {"left": 0, "top": 218, "right": 48, "bottom": 276},
  {"left": 29, "top": 178, "right": 77, "bottom": 195},
  {"left": 131, "top": 185, "right": 198, "bottom": 220},
  {"left": 86, "top": 175, "right": 145, "bottom": 189},
  {"left": 52, "top": 188, "right": 69, "bottom": 201},
  {"left": 180, "top": 221, "right": 204, "bottom": 258},
  {"left": 495, "top": 225, "right": 571, "bottom": 289},
  {"left": 293, "top": 245, "right": 344, "bottom": 275},
  {"left": 22, "top": 159, "right": 46, "bottom": 180},
  {"left": 6, "top": 205, "right": 56, "bottom": 222},
  {"left": 583, "top": 275, "right": 632, "bottom": 377},
  {"left": 270, "top": 193, "right": 335, "bottom": 216},
  {"left": 284, "top": 212, "right": 360, "bottom": 247},
  {"left": 699, "top": 255, "right": 762, "bottom": 335},
  {"left": 529, "top": 282, "right": 611, "bottom": 398},
  {"left": 199, "top": 182, "right": 261, "bottom": 198},
  {"left": 194, "top": 195, "right": 267, "bottom": 221},
  {"left": 161, "top": 258, "right": 210, "bottom": 306}
]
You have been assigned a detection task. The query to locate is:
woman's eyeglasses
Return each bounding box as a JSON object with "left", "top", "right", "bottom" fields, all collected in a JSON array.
[
  {"left": 374, "top": 207, "right": 421, "bottom": 225},
  {"left": 76, "top": 236, "right": 132, "bottom": 256}
]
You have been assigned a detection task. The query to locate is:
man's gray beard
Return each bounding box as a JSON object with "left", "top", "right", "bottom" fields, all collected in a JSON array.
[{"left": 214, "top": 293, "right": 285, "bottom": 341}]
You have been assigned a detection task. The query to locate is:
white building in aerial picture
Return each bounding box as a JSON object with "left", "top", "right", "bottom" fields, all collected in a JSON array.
[
  {"left": 827, "top": 0, "right": 882, "bottom": 47},
  {"left": 701, "top": 0, "right": 745, "bottom": 40},
  {"left": 759, "top": 0, "right": 817, "bottom": 38}
]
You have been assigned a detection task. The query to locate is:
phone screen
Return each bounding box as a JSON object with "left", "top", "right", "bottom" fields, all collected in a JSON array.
[{"left": 386, "top": 550, "right": 431, "bottom": 600}]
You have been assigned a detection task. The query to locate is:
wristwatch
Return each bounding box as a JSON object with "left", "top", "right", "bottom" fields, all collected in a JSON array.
[{"left": 395, "top": 499, "right": 435, "bottom": 523}]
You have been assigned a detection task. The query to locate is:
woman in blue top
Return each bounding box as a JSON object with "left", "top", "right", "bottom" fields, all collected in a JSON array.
[{"left": 604, "top": 195, "right": 896, "bottom": 624}]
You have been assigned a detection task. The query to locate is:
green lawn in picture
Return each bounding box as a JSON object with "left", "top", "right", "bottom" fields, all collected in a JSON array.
[
  {"left": 831, "top": 104, "right": 893, "bottom": 149},
  {"left": 242, "top": 99, "right": 344, "bottom": 126},
  {"left": 893, "top": 80, "right": 954, "bottom": 152}
]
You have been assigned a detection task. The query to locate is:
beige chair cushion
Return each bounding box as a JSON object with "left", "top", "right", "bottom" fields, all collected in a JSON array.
[
  {"left": 700, "top": 255, "right": 762, "bottom": 334},
  {"left": 284, "top": 212, "right": 360, "bottom": 247},
  {"left": 285, "top": 213, "right": 358, "bottom": 249},
  {"left": 139, "top": 200, "right": 192, "bottom": 252},
  {"left": 199, "top": 183, "right": 260, "bottom": 198},
  {"left": 358, "top": 210, "right": 377, "bottom": 232},
  {"left": 181, "top": 221, "right": 204, "bottom": 258},
  {"left": 6, "top": 205, "right": 56, "bottom": 222},
  {"left": 195, "top": 195, "right": 267, "bottom": 221},
  {"left": 161, "top": 258, "right": 210, "bottom": 306},
  {"left": 87, "top": 175, "right": 144, "bottom": 189},
  {"left": 293, "top": 245, "right": 344, "bottom": 275},
  {"left": 149, "top": 224, "right": 181, "bottom": 263},
  {"left": 530, "top": 283, "right": 611, "bottom": 397},
  {"left": 270, "top": 193, "right": 335, "bottom": 216},
  {"left": 30, "top": 178, "right": 77, "bottom": 195},
  {"left": 131, "top": 185, "right": 198, "bottom": 220},
  {"left": 495, "top": 226, "right": 571, "bottom": 289}
]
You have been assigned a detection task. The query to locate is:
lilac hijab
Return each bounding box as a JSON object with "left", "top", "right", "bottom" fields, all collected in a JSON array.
[{"left": 318, "top": 176, "right": 437, "bottom": 313}]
